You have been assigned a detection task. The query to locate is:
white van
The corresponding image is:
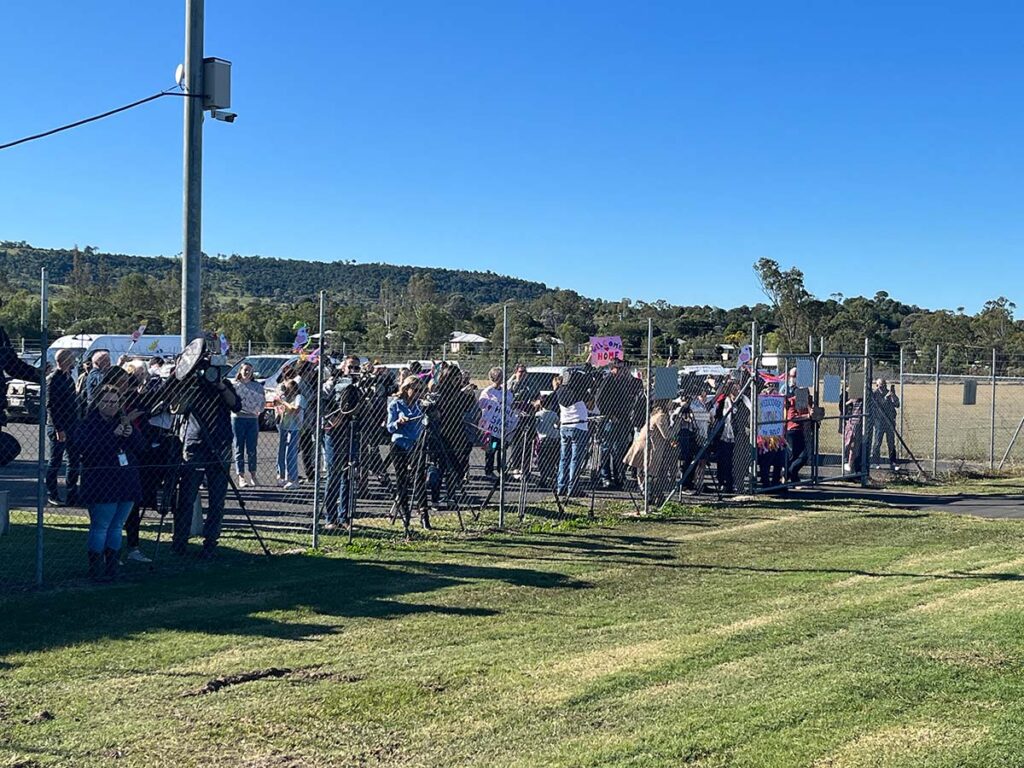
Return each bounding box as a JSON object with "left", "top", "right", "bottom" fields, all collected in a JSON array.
[{"left": 47, "top": 334, "right": 183, "bottom": 367}]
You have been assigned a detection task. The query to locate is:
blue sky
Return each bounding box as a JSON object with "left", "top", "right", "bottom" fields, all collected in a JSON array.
[{"left": 2, "top": 1, "right": 1022, "bottom": 312}]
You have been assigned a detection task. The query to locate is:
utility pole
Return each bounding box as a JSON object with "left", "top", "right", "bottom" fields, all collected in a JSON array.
[{"left": 181, "top": 0, "right": 204, "bottom": 347}]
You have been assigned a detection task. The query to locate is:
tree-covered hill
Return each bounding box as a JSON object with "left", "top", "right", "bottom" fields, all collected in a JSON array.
[{"left": 0, "top": 241, "right": 550, "bottom": 306}]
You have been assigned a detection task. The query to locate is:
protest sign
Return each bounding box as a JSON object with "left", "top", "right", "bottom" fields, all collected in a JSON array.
[
  {"left": 478, "top": 390, "right": 519, "bottom": 443},
  {"left": 758, "top": 394, "right": 786, "bottom": 439},
  {"left": 589, "top": 336, "right": 624, "bottom": 367}
]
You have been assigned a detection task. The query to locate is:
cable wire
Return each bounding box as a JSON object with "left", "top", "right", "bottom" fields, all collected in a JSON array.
[{"left": 0, "top": 89, "right": 195, "bottom": 152}]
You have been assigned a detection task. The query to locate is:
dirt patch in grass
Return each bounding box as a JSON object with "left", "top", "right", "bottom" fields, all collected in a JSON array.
[{"left": 182, "top": 667, "right": 292, "bottom": 697}]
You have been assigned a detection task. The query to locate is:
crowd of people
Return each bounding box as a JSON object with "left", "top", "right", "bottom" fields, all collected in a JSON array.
[{"left": 0, "top": 323, "right": 906, "bottom": 580}]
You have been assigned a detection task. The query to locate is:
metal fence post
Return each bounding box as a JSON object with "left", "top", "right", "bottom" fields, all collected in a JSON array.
[
  {"left": 861, "top": 338, "right": 870, "bottom": 486},
  {"left": 990, "top": 348, "right": 996, "bottom": 471},
  {"left": 498, "top": 304, "right": 508, "bottom": 527},
  {"left": 933, "top": 344, "right": 940, "bottom": 477},
  {"left": 643, "top": 318, "right": 653, "bottom": 514},
  {"left": 311, "top": 291, "right": 326, "bottom": 549},
  {"left": 35, "top": 268, "right": 48, "bottom": 587},
  {"left": 898, "top": 346, "right": 905, "bottom": 449},
  {"left": 749, "top": 321, "right": 759, "bottom": 493}
]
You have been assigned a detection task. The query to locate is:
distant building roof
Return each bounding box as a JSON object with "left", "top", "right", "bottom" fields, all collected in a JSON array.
[{"left": 449, "top": 332, "right": 488, "bottom": 344}]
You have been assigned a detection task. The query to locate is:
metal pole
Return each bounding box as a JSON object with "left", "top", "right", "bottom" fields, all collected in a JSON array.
[
  {"left": 498, "top": 305, "right": 508, "bottom": 527},
  {"left": 808, "top": 335, "right": 813, "bottom": 354},
  {"left": 988, "top": 348, "right": 996, "bottom": 471},
  {"left": 861, "top": 338, "right": 871, "bottom": 486},
  {"left": 311, "top": 291, "right": 326, "bottom": 549},
  {"left": 181, "top": 0, "right": 205, "bottom": 346},
  {"left": 933, "top": 344, "right": 940, "bottom": 477},
  {"left": 749, "top": 321, "right": 758, "bottom": 493},
  {"left": 898, "top": 346, "right": 905, "bottom": 448},
  {"left": 247, "top": 339, "right": 252, "bottom": 357},
  {"left": 35, "top": 268, "right": 48, "bottom": 587},
  {"left": 644, "top": 318, "right": 653, "bottom": 514}
]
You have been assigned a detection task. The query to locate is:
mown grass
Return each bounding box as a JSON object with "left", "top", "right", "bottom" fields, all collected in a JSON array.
[{"left": 4, "top": 496, "right": 1024, "bottom": 767}]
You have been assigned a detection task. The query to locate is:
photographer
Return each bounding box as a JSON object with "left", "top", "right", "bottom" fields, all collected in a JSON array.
[
  {"left": 171, "top": 351, "right": 241, "bottom": 559},
  {"left": 322, "top": 355, "right": 362, "bottom": 530},
  {"left": 0, "top": 324, "right": 41, "bottom": 465}
]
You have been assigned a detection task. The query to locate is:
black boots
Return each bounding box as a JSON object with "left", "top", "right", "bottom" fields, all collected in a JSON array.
[
  {"left": 87, "top": 549, "right": 119, "bottom": 582},
  {"left": 88, "top": 551, "right": 103, "bottom": 581},
  {"left": 103, "top": 548, "right": 120, "bottom": 581}
]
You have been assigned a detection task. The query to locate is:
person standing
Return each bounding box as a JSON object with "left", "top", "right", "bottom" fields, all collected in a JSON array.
[
  {"left": 0, "top": 324, "right": 40, "bottom": 458},
  {"left": 596, "top": 360, "right": 642, "bottom": 489},
  {"left": 388, "top": 375, "right": 428, "bottom": 535},
  {"left": 171, "top": 356, "right": 241, "bottom": 559},
  {"left": 85, "top": 350, "right": 112, "bottom": 407},
  {"left": 556, "top": 371, "right": 590, "bottom": 497},
  {"left": 45, "top": 348, "right": 80, "bottom": 505},
  {"left": 231, "top": 362, "right": 265, "bottom": 487},
  {"left": 76, "top": 386, "right": 143, "bottom": 581},
  {"left": 275, "top": 379, "right": 305, "bottom": 489},
  {"left": 785, "top": 390, "right": 811, "bottom": 483},
  {"left": 478, "top": 367, "right": 517, "bottom": 479},
  {"left": 870, "top": 379, "right": 900, "bottom": 470},
  {"left": 323, "top": 355, "right": 362, "bottom": 529}
]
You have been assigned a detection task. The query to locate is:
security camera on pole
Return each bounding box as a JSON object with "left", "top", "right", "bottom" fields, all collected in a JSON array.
[{"left": 179, "top": 0, "right": 234, "bottom": 533}]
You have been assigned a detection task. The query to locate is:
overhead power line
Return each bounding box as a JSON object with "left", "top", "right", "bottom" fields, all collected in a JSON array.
[{"left": 0, "top": 88, "right": 195, "bottom": 152}]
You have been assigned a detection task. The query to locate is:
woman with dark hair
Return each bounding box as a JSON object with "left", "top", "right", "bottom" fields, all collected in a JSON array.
[{"left": 76, "top": 385, "right": 143, "bottom": 580}]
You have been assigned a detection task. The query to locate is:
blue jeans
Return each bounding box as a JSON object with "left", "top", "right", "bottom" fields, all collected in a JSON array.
[
  {"left": 87, "top": 501, "right": 134, "bottom": 553},
  {"left": 231, "top": 416, "right": 259, "bottom": 474},
  {"left": 324, "top": 424, "right": 359, "bottom": 524},
  {"left": 558, "top": 427, "right": 589, "bottom": 496},
  {"left": 277, "top": 427, "right": 299, "bottom": 481}
]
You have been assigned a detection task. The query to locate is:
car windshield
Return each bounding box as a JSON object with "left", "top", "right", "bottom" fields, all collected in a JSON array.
[{"left": 226, "top": 356, "right": 290, "bottom": 381}]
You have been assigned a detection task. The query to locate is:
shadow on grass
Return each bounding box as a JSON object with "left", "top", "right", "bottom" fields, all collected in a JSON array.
[
  {"left": 671, "top": 561, "right": 1024, "bottom": 582},
  {"left": 0, "top": 534, "right": 590, "bottom": 662}
]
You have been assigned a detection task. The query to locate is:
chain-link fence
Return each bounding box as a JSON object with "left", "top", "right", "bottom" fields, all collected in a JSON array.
[{"left": 6, "top": 277, "right": 1024, "bottom": 593}]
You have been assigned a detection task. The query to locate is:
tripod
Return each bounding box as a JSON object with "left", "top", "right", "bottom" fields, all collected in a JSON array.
[{"left": 152, "top": 399, "right": 271, "bottom": 561}]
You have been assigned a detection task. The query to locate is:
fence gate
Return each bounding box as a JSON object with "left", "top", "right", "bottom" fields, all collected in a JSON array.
[{"left": 748, "top": 351, "right": 872, "bottom": 494}]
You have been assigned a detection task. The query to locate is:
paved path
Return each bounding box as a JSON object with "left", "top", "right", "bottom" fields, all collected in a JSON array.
[{"left": 790, "top": 485, "right": 1024, "bottom": 519}]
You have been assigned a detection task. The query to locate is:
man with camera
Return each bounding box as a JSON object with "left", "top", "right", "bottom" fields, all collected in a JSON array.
[
  {"left": 171, "top": 345, "right": 240, "bottom": 558},
  {"left": 322, "top": 355, "right": 363, "bottom": 531},
  {"left": 0, "top": 323, "right": 40, "bottom": 466}
]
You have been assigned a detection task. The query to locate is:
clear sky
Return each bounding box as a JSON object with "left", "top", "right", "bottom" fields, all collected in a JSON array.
[{"left": 2, "top": 1, "right": 1021, "bottom": 312}]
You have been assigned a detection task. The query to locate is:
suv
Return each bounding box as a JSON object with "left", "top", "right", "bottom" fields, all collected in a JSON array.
[{"left": 5, "top": 353, "right": 44, "bottom": 422}]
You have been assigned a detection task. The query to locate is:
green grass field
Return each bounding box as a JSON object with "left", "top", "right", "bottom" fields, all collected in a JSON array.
[{"left": 4, "top": 494, "right": 1024, "bottom": 767}]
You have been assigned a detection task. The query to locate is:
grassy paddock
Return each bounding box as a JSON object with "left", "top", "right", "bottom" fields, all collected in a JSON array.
[{"left": 4, "top": 496, "right": 1024, "bottom": 767}]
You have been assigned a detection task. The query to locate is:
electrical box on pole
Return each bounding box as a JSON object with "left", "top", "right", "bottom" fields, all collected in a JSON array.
[{"left": 202, "top": 57, "right": 231, "bottom": 110}]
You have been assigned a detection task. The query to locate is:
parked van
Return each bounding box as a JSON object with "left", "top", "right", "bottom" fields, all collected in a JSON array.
[{"left": 47, "top": 334, "right": 183, "bottom": 367}]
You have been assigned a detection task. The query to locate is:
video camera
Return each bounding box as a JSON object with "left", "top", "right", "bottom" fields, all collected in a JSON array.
[{"left": 175, "top": 337, "right": 228, "bottom": 387}]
